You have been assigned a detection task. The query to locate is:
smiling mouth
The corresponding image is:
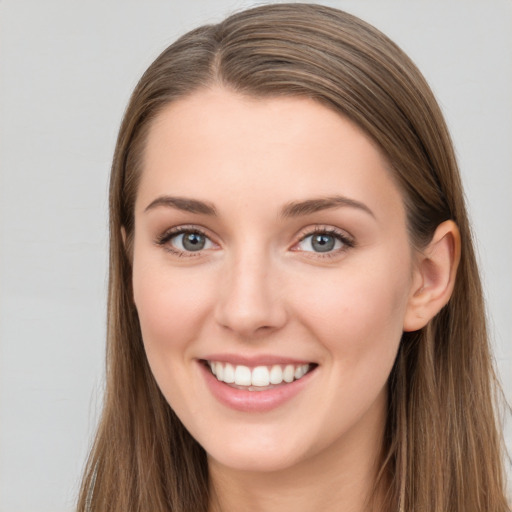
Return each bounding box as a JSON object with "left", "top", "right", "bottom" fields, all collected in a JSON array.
[{"left": 202, "top": 360, "right": 317, "bottom": 391}]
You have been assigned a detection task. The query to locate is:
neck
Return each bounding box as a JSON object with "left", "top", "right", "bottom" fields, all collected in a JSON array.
[{"left": 208, "top": 396, "right": 389, "bottom": 512}]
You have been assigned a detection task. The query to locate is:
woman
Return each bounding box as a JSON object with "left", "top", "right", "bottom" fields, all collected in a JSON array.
[{"left": 77, "top": 3, "right": 510, "bottom": 511}]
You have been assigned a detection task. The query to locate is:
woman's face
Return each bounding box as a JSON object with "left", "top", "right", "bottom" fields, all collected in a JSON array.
[{"left": 132, "top": 88, "right": 418, "bottom": 473}]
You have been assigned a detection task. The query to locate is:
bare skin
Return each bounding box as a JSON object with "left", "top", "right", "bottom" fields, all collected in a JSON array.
[
  {"left": 131, "top": 87, "right": 460, "bottom": 512},
  {"left": 208, "top": 390, "right": 388, "bottom": 512}
]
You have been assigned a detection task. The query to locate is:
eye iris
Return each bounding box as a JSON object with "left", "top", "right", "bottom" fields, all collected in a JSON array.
[
  {"left": 182, "top": 232, "right": 205, "bottom": 251},
  {"left": 312, "top": 234, "right": 335, "bottom": 252}
]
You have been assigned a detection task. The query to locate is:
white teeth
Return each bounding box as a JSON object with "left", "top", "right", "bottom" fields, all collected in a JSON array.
[
  {"left": 234, "top": 365, "right": 252, "bottom": 386},
  {"left": 269, "top": 365, "right": 283, "bottom": 384},
  {"left": 294, "top": 365, "right": 306, "bottom": 379},
  {"left": 223, "top": 363, "right": 235, "bottom": 383},
  {"left": 283, "top": 364, "right": 295, "bottom": 383},
  {"left": 251, "top": 366, "right": 270, "bottom": 387},
  {"left": 208, "top": 361, "right": 311, "bottom": 388},
  {"left": 215, "top": 361, "right": 224, "bottom": 381}
]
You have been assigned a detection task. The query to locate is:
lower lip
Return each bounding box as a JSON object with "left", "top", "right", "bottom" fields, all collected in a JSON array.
[{"left": 198, "top": 362, "right": 316, "bottom": 413}]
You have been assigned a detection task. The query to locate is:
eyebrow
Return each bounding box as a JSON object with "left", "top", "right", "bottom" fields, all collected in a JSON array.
[
  {"left": 143, "top": 194, "right": 374, "bottom": 218},
  {"left": 144, "top": 196, "right": 217, "bottom": 215},
  {"left": 281, "top": 195, "right": 375, "bottom": 218}
]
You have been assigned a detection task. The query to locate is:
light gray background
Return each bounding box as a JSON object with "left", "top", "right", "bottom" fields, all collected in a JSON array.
[{"left": 1, "top": 1, "right": 511, "bottom": 511}]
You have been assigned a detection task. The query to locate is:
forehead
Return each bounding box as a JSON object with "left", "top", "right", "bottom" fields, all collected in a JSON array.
[{"left": 136, "top": 87, "right": 405, "bottom": 223}]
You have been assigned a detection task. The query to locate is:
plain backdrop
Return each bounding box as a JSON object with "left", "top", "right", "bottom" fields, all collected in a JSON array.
[{"left": 0, "top": 1, "right": 511, "bottom": 510}]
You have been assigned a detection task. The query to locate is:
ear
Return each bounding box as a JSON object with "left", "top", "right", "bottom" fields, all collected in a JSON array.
[{"left": 403, "top": 220, "right": 461, "bottom": 332}]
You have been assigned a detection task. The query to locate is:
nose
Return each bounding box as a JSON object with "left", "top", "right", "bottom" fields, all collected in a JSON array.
[{"left": 214, "top": 248, "right": 287, "bottom": 338}]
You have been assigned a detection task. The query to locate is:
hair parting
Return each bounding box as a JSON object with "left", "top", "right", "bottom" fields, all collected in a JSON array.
[{"left": 78, "top": 4, "right": 510, "bottom": 511}]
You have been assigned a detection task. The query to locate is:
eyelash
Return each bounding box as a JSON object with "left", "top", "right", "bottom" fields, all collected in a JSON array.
[
  {"left": 155, "top": 225, "right": 355, "bottom": 258},
  {"left": 155, "top": 226, "right": 212, "bottom": 257},
  {"left": 293, "top": 226, "right": 355, "bottom": 259}
]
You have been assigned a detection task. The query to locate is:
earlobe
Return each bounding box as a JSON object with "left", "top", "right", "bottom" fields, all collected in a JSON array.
[{"left": 403, "top": 220, "right": 461, "bottom": 332}]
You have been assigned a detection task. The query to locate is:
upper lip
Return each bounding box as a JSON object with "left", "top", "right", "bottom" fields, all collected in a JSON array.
[{"left": 200, "top": 353, "right": 315, "bottom": 367}]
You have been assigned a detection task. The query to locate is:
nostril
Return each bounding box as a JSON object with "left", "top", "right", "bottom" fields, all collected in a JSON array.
[{"left": 214, "top": 264, "right": 288, "bottom": 336}]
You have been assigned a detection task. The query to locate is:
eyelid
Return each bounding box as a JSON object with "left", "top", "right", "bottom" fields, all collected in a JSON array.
[
  {"left": 291, "top": 225, "right": 355, "bottom": 256},
  {"left": 155, "top": 224, "right": 219, "bottom": 256},
  {"left": 154, "top": 223, "right": 354, "bottom": 258}
]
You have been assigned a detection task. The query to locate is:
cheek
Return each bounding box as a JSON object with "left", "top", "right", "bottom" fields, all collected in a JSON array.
[
  {"left": 293, "top": 249, "right": 412, "bottom": 366},
  {"left": 132, "top": 260, "right": 215, "bottom": 361},
  {"left": 132, "top": 260, "right": 219, "bottom": 421}
]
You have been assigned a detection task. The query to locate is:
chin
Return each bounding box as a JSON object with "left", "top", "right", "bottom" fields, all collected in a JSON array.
[
  {"left": 207, "top": 445, "right": 304, "bottom": 474},
  {"left": 200, "top": 424, "right": 322, "bottom": 475}
]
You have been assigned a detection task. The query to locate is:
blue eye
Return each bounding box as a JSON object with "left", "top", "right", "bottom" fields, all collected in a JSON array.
[
  {"left": 169, "top": 231, "right": 214, "bottom": 252},
  {"left": 296, "top": 231, "right": 351, "bottom": 253}
]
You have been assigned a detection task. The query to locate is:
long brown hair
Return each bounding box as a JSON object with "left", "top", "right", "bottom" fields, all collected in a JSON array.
[{"left": 77, "top": 4, "right": 510, "bottom": 511}]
